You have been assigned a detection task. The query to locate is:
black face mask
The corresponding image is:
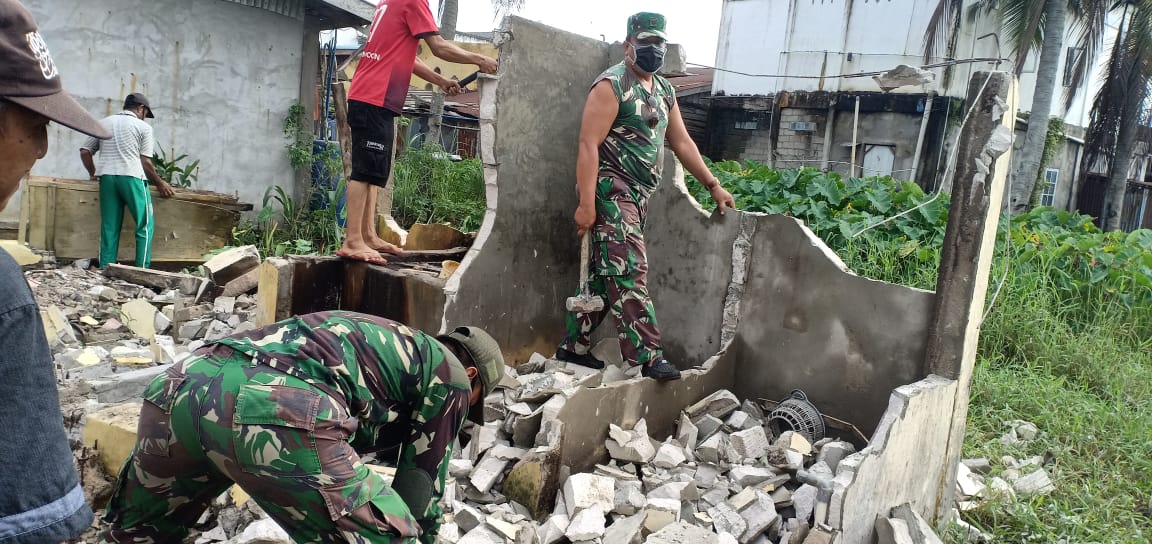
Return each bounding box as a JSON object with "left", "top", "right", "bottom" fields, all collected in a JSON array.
[{"left": 631, "top": 44, "right": 666, "bottom": 74}]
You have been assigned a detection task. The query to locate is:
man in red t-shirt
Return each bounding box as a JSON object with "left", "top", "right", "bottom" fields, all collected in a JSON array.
[{"left": 339, "top": 0, "right": 497, "bottom": 265}]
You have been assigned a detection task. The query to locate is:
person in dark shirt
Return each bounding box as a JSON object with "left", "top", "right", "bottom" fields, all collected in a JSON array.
[
  {"left": 0, "top": 0, "right": 112, "bottom": 541},
  {"left": 102, "top": 312, "right": 511, "bottom": 544}
]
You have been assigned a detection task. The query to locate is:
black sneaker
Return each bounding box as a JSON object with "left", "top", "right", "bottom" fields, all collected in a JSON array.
[
  {"left": 555, "top": 348, "right": 605, "bottom": 370},
  {"left": 641, "top": 359, "right": 681, "bottom": 381}
]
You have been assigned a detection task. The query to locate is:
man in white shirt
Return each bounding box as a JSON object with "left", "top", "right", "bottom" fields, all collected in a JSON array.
[{"left": 80, "top": 93, "right": 175, "bottom": 268}]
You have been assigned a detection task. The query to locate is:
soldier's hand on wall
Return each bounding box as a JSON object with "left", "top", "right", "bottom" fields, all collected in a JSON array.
[{"left": 710, "top": 185, "right": 735, "bottom": 215}]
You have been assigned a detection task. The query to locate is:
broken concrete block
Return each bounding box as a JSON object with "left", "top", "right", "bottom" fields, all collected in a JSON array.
[
  {"left": 737, "top": 492, "right": 779, "bottom": 542},
  {"left": 644, "top": 498, "right": 681, "bottom": 533},
  {"left": 562, "top": 473, "right": 614, "bottom": 517},
  {"left": 222, "top": 267, "right": 261, "bottom": 298},
  {"left": 653, "top": 442, "right": 688, "bottom": 469},
  {"left": 456, "top": 524, "right": 505, "bottom": 544},
  {"left": 1012, "top": 469, "right": 1055, "bottom": 497},
  {"left": 605, "top": 421, "right": 656, "bottom": 464},
  {"left": 725, "top": 410, "right": 757, "bottom": 431},
  {"left": 0, "top": 240, "right": 42, "bottom": 266},
  {"left": 716, "top": 532, "right": 739, "bottom": 544},
  {"left": 769, "top": 486, "right": 793, "bottom": 507},
  {"left": 82, "top": 402, "right": 141, "bottom": 475},
  {"left": 203, "top": 245, "right": 261, "bottom": 286},
  {"left": 469, "top": 423, "right": 500, "bottom": 462},
  {"left": 536, "top": 514, "right": 568, "bottom": 544},
  {"left": 485, "top": 516, "right": 521, "bottom": 540},
  {"left": 701, "top": 486, "right": 730, "bottom": 507},
  {"left": 87, "top": 364, "right": 173, "bottom": 403},
  {"left": 202, "top": 320, "right": 234, "bottom": 342},
  {"left": 685, "top": 390, "right": 740, "bottom": 421},
  {"left": 602, "top": 512, "right": 645, "bottom": 544},
  {"left": 792, "top": 484, "right": 818, "bottom": 522},
  {"left": 213, "top": 296, "right": 237, "bottom": 316},
  {"left": 563, "top": 507, "right": 605, "bottom": 541},
  {"left": 42, "top": 305, "right": 78, "bottom": 346},
  {"left": 693, "top": 414, "right": 725, "bottom": 443},
  {"left": 119, "top": 299, "right": 158, "bottom": 341},
  {"left": 153, "top": 311, "right": 172, "bottom": 334},
  {"left": 676, "top": 413, "right": 700, "bottom": 451},
  {"left": 110, "top": 345, "right": 154, "bottom": 366},
  {"left": 962, "top": 457, "right": 992, "bottom": 475},
  {"left": 454, "top": 502, "right": 486, "bottom": 533},
  {"left": 502, "top": 449, "right": 562, "bottom": 520},
  {"left": 955, "top": 463, "right": 987, "bottom": 498},
  {"left": 470, "top": 453, "right": 511, "bottom": 493},
  {"left": 154, "top": 335, "right": 178, "bottom": 364},
  {"left": 729, "top": 466, "right": 781, "bottom": 487},
  {"left": 787, "top": 432, "right": 814, "bottom": 456},
  {"left": 708, "top": 502, "right": 747, "bottom": 538},
  {"left": 232, "top": 518, "right": 290, "bottom": 544},
  {"left": 648, "top": 481, "right": 698, "bottom": 502},
  {"left": 613, "top": 479, "right": 646, "bottom": 515},
  {"left": 696, "top": 433, "right": 725, "bottom": 464},
  {"left": 647, "top": 521, "right": 720, "bottom": 544},
  {"left": 875, "top": 516, "right": 915, "bottom": 544},
  {"left": 511, "top": 406, "right": 543, "bottom": 448},
  {"left": 815, "top": 440, "right": 853, "bottom": 472},
  {"left": 890, "top": 504, "right": 944, "bottom": 544},
  {"left": 730, "top": 426, "right": 769, "bottom": 460}
]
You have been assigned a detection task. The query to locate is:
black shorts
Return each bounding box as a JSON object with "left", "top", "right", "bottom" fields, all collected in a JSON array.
[{"left": 348, "top": 100, "right": 397, "bottom": 187}]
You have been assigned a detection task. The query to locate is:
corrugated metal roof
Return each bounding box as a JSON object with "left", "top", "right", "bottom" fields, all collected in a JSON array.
[{"left": 220, "top": 0, "right": 305, "bottom": 20}]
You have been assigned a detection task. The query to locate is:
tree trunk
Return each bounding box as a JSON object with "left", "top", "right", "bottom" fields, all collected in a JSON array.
[
  {"left": 1103, "top": 95, "right": 1141, "bottom": 231},
  {"left": 1010, "top": 0, "right": 1066, "bottom": 213},
  {"left": 426, "top": 0, "right": 458, "bottom": 150}
]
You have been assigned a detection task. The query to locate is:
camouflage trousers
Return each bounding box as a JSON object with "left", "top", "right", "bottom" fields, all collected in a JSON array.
[
  {"left": 560, "top": 232, "right": 663, "bottom": 366},
  {"left": 101, "top": 345, "right": 422, "bottom": 544}
]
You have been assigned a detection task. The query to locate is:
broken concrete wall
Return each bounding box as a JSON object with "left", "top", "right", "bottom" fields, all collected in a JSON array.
[
  {"left": 829, "top": 375, "right": 958, "bottom": 544},
  {"left": 441, "top": 18, "right": 612, "bottom": 363},
  {"left": 725, "top": 214, "right": 936, "bottom": 429}
]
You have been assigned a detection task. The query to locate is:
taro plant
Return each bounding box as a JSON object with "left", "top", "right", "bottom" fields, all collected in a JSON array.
[{"left": 152, "top": 146, "right": 200, "bottom": 188}]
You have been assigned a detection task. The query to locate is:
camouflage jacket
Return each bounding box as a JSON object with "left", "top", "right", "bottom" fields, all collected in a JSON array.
[
  {"left": 213, "top": 311, "right": 471, "bottom": 538},
  {"left": 593, "top": 62, "right": 675, "bottom": 202}
]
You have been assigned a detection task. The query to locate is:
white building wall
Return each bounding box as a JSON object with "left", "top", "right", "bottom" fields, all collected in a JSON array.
[
  {"left": 713, "top": 0, "right": 1118, "bottom": 122},
  {"left": 7, "top": 0, "right": 305, "bottom": 221}
]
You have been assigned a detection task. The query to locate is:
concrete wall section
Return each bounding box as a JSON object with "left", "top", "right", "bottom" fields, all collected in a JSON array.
[
  {"left": 14, "top": 0, "right": 303, "bottom": 221},
  {"left": 441, "top": 18, "right": 612, "bottom": 364},
  {"left": 829, "top": 375, "right": 958, "bottom": 544},
  {"left": 727, "top": 214, "right": 936, "bottom": 433},
  {"left": 643, "top": 157, "right": 742, "bottom": 367}
]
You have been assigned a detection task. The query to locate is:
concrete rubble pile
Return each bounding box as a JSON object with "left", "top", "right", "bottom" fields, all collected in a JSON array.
[
  {"left": 35, "top": 246, "right": 264, "bottom": 407},
  {"left": 431, "top": 353, "right": 860, "bottom": 544}
]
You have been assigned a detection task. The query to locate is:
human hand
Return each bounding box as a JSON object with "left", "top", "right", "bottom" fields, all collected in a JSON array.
[
  {"left": 441, "top": 79, "right": 463, "bottom": 96},
  {"left": 156, "top": 181, "right": 176, "bottom": 199},
  {"left": 476, "top": 56, "right": 498, "bottom": 75},
  {"left": 709, "top": 185, "right": 735, "bottom": 215},
  {"left": 574, "top": 204, "right": 596, "bottom": 237}
]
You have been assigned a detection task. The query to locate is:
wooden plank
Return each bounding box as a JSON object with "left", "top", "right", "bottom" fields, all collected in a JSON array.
[
  {"left": 26, "top": 176, "right": 253, "bottom": 210},
  {"left": 21, "top": 178, "right": 246, "bottom": 262},
  {"left": 105, "top": 264, "right": 205, "bottom": 295}
]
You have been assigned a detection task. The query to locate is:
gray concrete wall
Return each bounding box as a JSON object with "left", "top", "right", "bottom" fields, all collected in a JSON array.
[
  {"left": 11, "top": 0, "right": 304, "bottom": 221},
  {"left": 441, "top": 18, "right": 612, "bottom": 363},
  {"left": 726, "top": 214, "right": 937, "bottom": 430},
  {"left": 830, "top": 375, "right": 958, "bottom": 544}
]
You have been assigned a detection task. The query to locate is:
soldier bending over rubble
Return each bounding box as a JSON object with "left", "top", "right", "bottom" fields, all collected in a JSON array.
[{"left": 101, "top": 311, "right": 511, "bottom": 544}]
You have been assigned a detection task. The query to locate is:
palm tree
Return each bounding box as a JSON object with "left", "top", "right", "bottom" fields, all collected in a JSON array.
[
  {"left": 1081, "top": 1, "right": 1152, "bottom": 230},
  {"left": 426, "top": 0, "right": 525, "bottom": 148},
  {"left": 925, "top": 0, "right": 1108, "bottom": 212}
]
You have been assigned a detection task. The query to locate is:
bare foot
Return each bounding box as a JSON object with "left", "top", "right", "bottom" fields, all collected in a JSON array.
[
  {"left": 337, "top": 242, "right": 387, "bottom": 265},
  {"left": 367, "top": 238, "right": 404, "bottom": 255}
]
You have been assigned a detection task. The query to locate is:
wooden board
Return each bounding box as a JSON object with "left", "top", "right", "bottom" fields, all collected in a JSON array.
[{"left": 18, "top": 176, "right": 251, "bottom": 263}]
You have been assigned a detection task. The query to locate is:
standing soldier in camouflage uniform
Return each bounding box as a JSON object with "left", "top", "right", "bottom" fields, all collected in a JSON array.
[
  {"left": 101, "top": 311, "right": 510, "bottom": 544},
  {"left": 556, "top": 12, "right": 736, "bottom": 381}
]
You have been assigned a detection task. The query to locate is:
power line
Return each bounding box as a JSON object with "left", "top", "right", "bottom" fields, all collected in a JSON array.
[{"left": 687, "top": 57, "right": 1007, "bottom": 80}]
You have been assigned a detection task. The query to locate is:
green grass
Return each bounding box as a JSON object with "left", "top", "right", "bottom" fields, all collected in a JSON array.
[{"left": 392, "top": 145, "right": 486, "bottom": 232}]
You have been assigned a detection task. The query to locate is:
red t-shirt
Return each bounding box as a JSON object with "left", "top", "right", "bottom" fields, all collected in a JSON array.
[{"left": 348, "top": 0, "right": 440, "bottom": 113}]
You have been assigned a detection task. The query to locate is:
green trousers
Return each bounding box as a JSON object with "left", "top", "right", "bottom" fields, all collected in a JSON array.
[{"left": 98, "top": 175, "right": 154, "bottom": 268}]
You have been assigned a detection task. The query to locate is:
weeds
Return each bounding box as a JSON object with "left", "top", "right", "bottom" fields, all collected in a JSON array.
[
  {"left": 392, "top": 143, "right": 485, "bottom": 231},
  {"left": 152, "top": 146, "right": 200, "bottom": 188}
]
